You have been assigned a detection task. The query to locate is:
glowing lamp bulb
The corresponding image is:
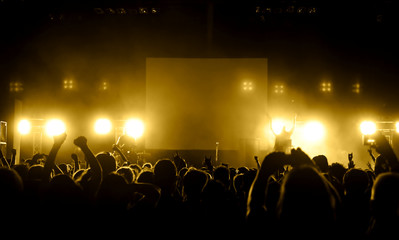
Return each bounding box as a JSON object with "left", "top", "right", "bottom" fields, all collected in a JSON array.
[
  {"left": 45, "top": 119, "right": 66, "bottom": 136},
  {"left": 303, "top": 121, "right": 325, "bottom": 141},
  {"left": 94, "top": 118, "right": 112, "bottom": 135},
  {"left": 18, "top": 119, "right": 31, "bottom": 135},
  {"left": 125, "top": 119, "right": 145, "bottom": 139},
  {"left": 360, "top": 121, "right": 376, "bottom": 135}
]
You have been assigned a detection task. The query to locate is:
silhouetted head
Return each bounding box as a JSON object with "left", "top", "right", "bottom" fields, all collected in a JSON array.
[
  {"left": 28, "top": 164, "right": 44, "bottom": 180},
  {"left": 142, "top": 162, "right": 153, "bottom": 170},
  {"left": 13, "top": 164, "right": 29, "bottom": 181},
  {"left": 370, "top": 172, "right": 399, "bottom": 220},
  {"left": 116, "top": 166, "right": 135, "bottom": 184},
  {"left": 136, "top": 170, "right": 154, "bottom": 184},
  {"left": 328, "top": 162, "right": 347, "bottom": 184},
  {"left": 153, "top": 159, "right": 177, "bottom": 194},
  {"left": 44, "top": 174, "right": 84, "bottom": 207},
  {"left": 233, "top": 173, "right": 244, "bottom": 195},
  {"left": 312, "top": 155, "right": 329, "bottom": 173},
  {"left": 277, "top": 166, "right": 336, "bottom": 235},
  {"left": 202, "top": 179, "right": 227, "bottom": 208},
  {"left": 173, "top": 153, "right": 187, "bottom": 172},
  {"left": 96, "top": 152, "right": 116, "bottom": 176},
  {"left": 343, "top": 168, "right": 369, "bottom": 196},
  {"left": 97, "top": 173, "right": 129, "bottom": 218},
  {"left": 213, "top": 165, "right": 230, "bottom": 188},
  {"left": 182, "top": 168, "right": 208, "bottom": 201},
  {"left": 0, "top": 168, "right": 24, "bottom": 218},
  {"left": 58, "top": 163, "right": 70, "bottom": 175},
  {"left": 0, "top": 168, "right": 23, "bottom": 199}
]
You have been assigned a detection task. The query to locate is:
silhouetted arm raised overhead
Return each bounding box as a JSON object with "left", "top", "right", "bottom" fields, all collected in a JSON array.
[
  {"left": 10, "top": 148, "right": 16, "bottom": 167},
  {"left": 0, "top": 149, "right": 9, "bottom": 168},
  {"left": 74, "top": 136, "right": 103, "bottom": 197},
  {"left": 42, "top": 133, "right": 67, "bottom": 183},
  {"left": 247, "top": 152, "right": 286, "bottom": 220}
]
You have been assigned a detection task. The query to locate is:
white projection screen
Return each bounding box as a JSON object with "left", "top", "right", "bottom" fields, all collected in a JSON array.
[{"left": 145, "top": 58, "right": 268, "bottom": 150}]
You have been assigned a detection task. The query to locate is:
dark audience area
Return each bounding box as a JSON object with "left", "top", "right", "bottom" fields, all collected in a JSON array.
[{"left": 0, "top": 130, "right": 398, "bottom": 239}]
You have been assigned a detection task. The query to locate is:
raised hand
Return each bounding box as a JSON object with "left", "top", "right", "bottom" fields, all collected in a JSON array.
[
  {"left": 54, "top": 132, "right": 67, "bottom": 147},
  {"left": 348, "top": 153, "right": 355, "bottom": 169},
  {"left": 42, "top": 133, "right": 66, "bottom": 182},
  {"left": 72, "top": 135, "right": 102, "bottom": 195},
  {"left": 73, "top": 136, "right": 88, "bottom": 149},
  {"left": 290, "top": 147, "right": 314, "bottom": 167},
  {"left": 259, "top": 151, "right": 287, "bottom": 176}
]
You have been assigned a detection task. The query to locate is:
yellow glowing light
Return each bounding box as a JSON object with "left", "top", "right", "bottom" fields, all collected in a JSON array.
[
  {"left": 18, "top": 119, "right": 31, "bottom": 135},
  {"left": 125, "top": 119, "right": 145, "bottom": 139},
  {"left": 396, "top": 122, "right": 399, "bottom": 133},
  {"left": 303, "top": 121, "right": 325, "bottom": 141},
  {"left": 360, "top": 121, "right": 376, "bottom": 135},
  {"left": 45, "top": 119, "right": 66, "bottom": 136},
  {"left": 94, "top": 118, "right": 112, "bottom": 135},
  {"left": 271, "top": 119, "right": 285, "bottom": 135}
]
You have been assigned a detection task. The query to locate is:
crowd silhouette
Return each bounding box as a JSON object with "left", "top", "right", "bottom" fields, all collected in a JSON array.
[{"left": 0, "top": 130, "right": 398, "bottom": 238}]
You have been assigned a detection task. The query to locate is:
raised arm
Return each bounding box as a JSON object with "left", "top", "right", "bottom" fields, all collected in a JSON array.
[
  {"left": 348, "top": 153, "right": 355, "bottom": 169},
  {"left": 10, "top": 149, "right": 16, "bottom": 167},
  {"left": 0, "top": 149, "right": 9, "bottom": 168},
  {"left": 73, "top": 136, "right": 102, "bottom": 196},
  {"left": 254, "top": 156, "right": 261, "bottom": 169},
  {"left": 247, "top": 152, "right": 286, "bottom": 220},
  {"left": 42, "top": 133, "right": 67, "bottom": 183},
  {"left": 368, "top": 148, "right": 376, "bottom": 162}
]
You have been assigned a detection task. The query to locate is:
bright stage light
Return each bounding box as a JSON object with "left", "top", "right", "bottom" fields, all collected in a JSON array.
[
  {"left": 242, "top": 81, "right": 253, "bottom": 91},
  {"left": 45, "top": 119, "right": 66, "bottom": 136},
  {"left": 360, "top": 121, "right": 376, "bottom": 135},
  {"left": 396, "top": 122, "right": 399, "bottom": 133},
  {"left": 125, "top": 119, "right": 144, "bottom": 139},
  {"left": 18, "top": 119, "right": 31, "bottom": 135},
  {"left": 271, "top": 119, "right": 285, "bottom": 135},
  {"left": 94, "top": 118, "right": 112, "bottom": 135},
  {"left": 303, "top": 121, "right": 325, "bottom": 141}
]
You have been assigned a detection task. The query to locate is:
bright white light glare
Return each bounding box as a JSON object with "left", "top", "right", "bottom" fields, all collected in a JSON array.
[
  {"left": 94, "top": 118, "right": 112, "bottom": 135},
  {"left": 45, "top": 119, "right": 66, "bottom": 136},
  {"left": 18, "top": 119, "right": 31, "bottom": 135},
  {"left": 396, "top": 122, "right": 399, "bottom": 133},
  {"left": 360, "top": 121, "right": 376, "bottom": 135},
  {"left": 303, "top": 121, "right": 325, "bottom": 141},
  {"left": 125, "top": 119, "right": 144, "bottom": 139},
  {"left": 271, "top": 119, "right": 285, "bottom": 135}
]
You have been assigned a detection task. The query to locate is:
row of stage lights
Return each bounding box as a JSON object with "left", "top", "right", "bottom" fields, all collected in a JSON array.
[
  {"left": 360, "top": 121, "right": 399, "bottom": 135},
  {"left": 17, "top": 118, "right": 145, "bottom": 139},
  {"left": 360, "top": 121, "right": 399, "bottom": 146},
  {"left": 17, "top": 118, "right": 398, "bottom": 144},
  {"left": 271, "top": 119, "right": 399, "bottom": 142}
]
